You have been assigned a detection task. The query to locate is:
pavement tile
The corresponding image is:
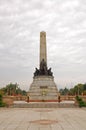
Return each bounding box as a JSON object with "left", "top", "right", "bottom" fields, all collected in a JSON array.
[{"left": 0, "top": 108, "right": 86, "bottom": 130}]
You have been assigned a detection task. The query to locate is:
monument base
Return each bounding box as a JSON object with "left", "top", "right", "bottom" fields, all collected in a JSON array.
[{"left": 29, "top": 76, "right": 58, "bottom": 102}]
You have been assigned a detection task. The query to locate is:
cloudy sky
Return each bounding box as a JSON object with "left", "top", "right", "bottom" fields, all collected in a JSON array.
[{"left": 0, "top": 0, "right": 86, "bottom": 90}]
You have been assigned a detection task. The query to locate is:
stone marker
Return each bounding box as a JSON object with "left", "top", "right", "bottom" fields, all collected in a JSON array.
[{"left": 29, "top": 31, "right": 58, "bottom": 101}]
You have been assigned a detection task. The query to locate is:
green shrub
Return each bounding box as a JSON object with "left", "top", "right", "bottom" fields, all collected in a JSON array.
[
  {"left": 79, "top": 98, "right": 82, "bottom": 101},
  {"left": 76, "top": 96, "right": 86, "bottom": 107},
  {"left": 76, "top": 96, "right": 82, "bottom": 101},
  {"left": 0, "top": 102, "right": 6, "bottom": 107},
  {"left": 0, "top": 94, "right": 6, "bottom": 107},
  {"left": 0, "top": 94, "right": 2, "bottom": 102},
  {"left": 79, "top": 101, "right": 84, "bottom": 107}
]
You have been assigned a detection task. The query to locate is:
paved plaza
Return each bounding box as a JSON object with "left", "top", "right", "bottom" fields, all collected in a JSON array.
[{"left": 0, "top": 108, "right": 86, "bottom": 130}]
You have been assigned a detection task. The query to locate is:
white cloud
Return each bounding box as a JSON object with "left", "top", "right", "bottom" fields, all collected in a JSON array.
[{"left": 0, "top": 0, "right": 86, "bottom": 89}]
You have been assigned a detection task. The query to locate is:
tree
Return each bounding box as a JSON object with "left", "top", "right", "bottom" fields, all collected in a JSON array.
[
  {"left": 0, "top": 83, "right": 27, "bottom": 96},
  {"left": 74, "top": 84, "right": 83, "bottom": 95},
  {"left": 83, "top": 84, "right": 86, "bottom": 91},
  {"left": 6, "top": 83, "right": 19, "bottom": 95},
  {"left": 59, "top": 87, "right": 69, "bottom": 95}
]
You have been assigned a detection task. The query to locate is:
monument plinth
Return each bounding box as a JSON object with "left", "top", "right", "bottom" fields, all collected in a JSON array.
[{"left": 29, "top": 31, "right": 58, "bottom": 102}]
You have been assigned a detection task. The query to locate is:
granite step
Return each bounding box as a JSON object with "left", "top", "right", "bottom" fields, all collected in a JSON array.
[{"left": 13, "top": 102, "right": 78, "bottom": 108}]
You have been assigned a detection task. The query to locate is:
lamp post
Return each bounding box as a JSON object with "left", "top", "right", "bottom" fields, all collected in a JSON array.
[{"left": 58, "top": 92, "right": 61, "bottom": 103}]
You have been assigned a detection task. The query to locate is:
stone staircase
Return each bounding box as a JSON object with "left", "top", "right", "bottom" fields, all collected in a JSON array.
[{"left": 13, "top": 102, "right": 78, "bottom": 108}]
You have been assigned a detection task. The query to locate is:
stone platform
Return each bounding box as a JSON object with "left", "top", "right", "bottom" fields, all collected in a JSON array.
[
  {"left": 0, "top": 108, "right": 86, "bottom": 130},
  {"left": 29, "top": 76, "right": 58, "bottom": 101},
  {"left": 13, "top": 101, "right": 77, "bottom": 108}
]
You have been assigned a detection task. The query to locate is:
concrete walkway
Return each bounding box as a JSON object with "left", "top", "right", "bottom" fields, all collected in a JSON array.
[{"left": 0, "top": 108, "right": 86, "bottom": 130}]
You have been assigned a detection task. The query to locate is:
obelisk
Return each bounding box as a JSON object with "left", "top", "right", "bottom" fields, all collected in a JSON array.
[
  {"left": 29, "top": 31, "right": 58, "bottom": 102},
  {"left": 40, "top": 31, "right": 47, "bottom": 66}
]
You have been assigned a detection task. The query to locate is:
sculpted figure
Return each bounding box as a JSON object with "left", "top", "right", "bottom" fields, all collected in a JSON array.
[
  {"left": 48, "top": 68, "right": 53, "bottom": 76},
  {"left": 40, "top": 59, "right": 48, "bottom": 75},
  {"left": 34, "top": 68, "right": 39, "bottom": 76},
  {"left": 40, "top": 59, "right": 47, "bottom": 70},
  {"left": 34, "top": 59, "right": 53, "bottom": 76}
]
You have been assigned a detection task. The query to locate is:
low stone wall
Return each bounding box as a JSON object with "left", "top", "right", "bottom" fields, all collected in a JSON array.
[
  {"left": 13, "top": 96, "right": 27, "bottom": 101},
  {"left": 3, "top": 96, "right": 27, "bottom": 106},
  {"left": 60, "top": 96, "right": 86, "bottom": 102},
  {"left": 3, "top": 96, "right": 14, "bottom": 107},
  {"left": 60, "top": 96, "right": 75, "bottom": 101},
  {"left": 2, "top": 95, "right": 86, "bottom": 107}
]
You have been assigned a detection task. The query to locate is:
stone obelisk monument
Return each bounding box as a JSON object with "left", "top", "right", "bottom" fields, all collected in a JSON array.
[
  {"left": 40, "top": 32, "right": 47, "bottom": 65},
  {"left": 29, "top": 31, "right": 58, "bottom": 102}
]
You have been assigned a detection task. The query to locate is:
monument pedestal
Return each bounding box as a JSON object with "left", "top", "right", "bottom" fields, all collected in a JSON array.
[{"left": 29, "top": 76, "right": 58, "bottom": 102}]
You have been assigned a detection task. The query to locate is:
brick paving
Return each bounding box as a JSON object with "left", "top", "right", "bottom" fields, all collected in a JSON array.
[{"left": 0, "top": 108, "right": 86, "bottom": 130}]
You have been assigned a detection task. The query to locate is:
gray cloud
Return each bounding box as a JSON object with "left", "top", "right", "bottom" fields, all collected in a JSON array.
[{"left": 0, "top": 0, "right": 86, "bottom": 90}]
